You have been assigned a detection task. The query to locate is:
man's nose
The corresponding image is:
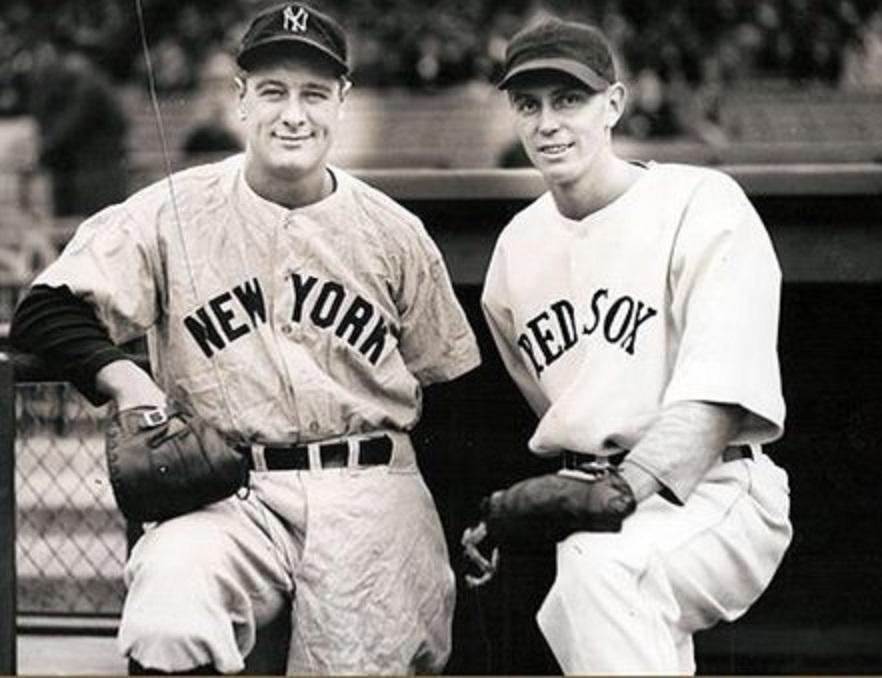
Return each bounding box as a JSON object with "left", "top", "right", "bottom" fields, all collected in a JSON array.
[
  {"left": 536, "top": 103, "right": 561, "bottom": 134},
  {"left": 280, "top": 97, "right": 306, "bottom": 126}
]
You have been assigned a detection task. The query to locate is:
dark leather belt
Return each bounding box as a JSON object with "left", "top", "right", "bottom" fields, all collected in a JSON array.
[
  {"left": 562, "top": 445, "right": 752, "bottom": 471},
  {"left": 241, "top": 434, "right": 393, "bottom": 471}
]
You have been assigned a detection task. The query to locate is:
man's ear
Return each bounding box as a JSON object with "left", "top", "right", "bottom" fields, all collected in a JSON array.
[
  {"left": 234, "top": 75, "right": 247, "bottom": 118},
  {"left": 340, "top": 76, "right": 352, "bottom": 100},
  {"left": 336, "top": 77, "right": 352, "bottom": 119},
  {"left": 605, "top": 82, "right": 627, "bottom": 129}
]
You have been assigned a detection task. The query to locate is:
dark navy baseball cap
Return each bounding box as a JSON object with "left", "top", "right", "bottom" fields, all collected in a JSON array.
[
  {"left": 236, "top": 3, "right": 349, "bottom": 75},
  {"left": 497, "top": 18, "right": 616, "bottom": 91}
]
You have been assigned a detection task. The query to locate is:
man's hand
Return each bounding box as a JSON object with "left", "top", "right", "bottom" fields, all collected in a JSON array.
[
  {"left": 461, "top": 520, "right": 500, "bottom": 588},
  {"left": 96, "top": 359, "right": 167, "bottom": 410}
]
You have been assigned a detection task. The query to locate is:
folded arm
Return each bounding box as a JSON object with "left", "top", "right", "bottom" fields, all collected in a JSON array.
[{"left": 10, "top": 284, "right": 164, "bottom": 408}]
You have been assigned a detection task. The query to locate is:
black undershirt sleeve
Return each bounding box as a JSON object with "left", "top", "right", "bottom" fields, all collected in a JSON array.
[{"left": 9, "top": 284, "right": 131, "bottom": 405}]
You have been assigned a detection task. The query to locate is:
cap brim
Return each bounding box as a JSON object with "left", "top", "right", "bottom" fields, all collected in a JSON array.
[
  {"left": 237, "top": 37, "right": 348, "bottom": 74},
  {"left": 497, "top": 57, "right": 609, "bottom": 91}
]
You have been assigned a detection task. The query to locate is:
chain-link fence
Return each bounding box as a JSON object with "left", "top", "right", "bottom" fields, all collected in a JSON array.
[{"left": 15, "top": 382, "right": 125, "bottom": 616}]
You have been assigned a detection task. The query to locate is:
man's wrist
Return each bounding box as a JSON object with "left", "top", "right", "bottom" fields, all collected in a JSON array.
[
  {"left": 617, "top": 460, "right": 662, "bottom": 503},
  {"left": 95, "top": 359, "right": 166, "bottom": 410}
]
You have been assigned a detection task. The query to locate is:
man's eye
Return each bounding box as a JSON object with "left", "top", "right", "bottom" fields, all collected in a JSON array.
[
  {"left": 304, "top": 90, "right": 330, "bottom": 102},
  {"left": 259, "top": 87, "right": 285, "bottom": 99},
  {"left": 514, "top": 99, "right": 537, "bottom": 115},
  {"left": 557, "top": 92, "right": 586, "bottom": 108}
]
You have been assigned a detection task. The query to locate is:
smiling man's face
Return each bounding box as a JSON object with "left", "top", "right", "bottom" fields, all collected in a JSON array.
[
  {"left": 508, "top": 71, "right": 618, "bottom": 188},
  {"left": 238, "top": 53, "right": 346, "bottom": 186}
]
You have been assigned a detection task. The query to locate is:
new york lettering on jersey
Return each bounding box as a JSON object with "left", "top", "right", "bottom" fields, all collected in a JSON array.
[
  {"left": 182, "top": 272, "right": 397, "bottom": 365},
  {"left": 517, "top": 286, "right": 658, "bottom": 377}
]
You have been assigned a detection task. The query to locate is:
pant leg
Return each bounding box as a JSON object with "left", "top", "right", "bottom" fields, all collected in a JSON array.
[
  {"left": 665, "top": 452, "right": 792, "bottom": 634},
  {"left": 118, "top": 493, "right": 296, "bottom": 674},
  {"left": 536, "top": 451, "right": 792, "bottom": 675},
  {"left": 284, "top": 434, "right": 456, "bottom": 675}
]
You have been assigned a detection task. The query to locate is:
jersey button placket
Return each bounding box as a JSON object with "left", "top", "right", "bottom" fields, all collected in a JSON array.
[{"left": 274, "top": 216, "right": 304, "bottom": 435}]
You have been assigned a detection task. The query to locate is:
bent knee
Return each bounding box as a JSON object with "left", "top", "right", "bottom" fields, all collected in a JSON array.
[
  {"left": 120, "top": 613, "right": 246, "bottom": 674},
  {"left": 558, "top": 531, "right": 645, "bottom": 575}
]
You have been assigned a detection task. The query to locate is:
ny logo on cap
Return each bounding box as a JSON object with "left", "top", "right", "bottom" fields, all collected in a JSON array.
[{"left": 282, "top": 5, "right": 309, "bottom": 33}]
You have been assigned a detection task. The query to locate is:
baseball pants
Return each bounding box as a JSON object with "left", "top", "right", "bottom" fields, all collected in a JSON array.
[
  {"left": 117, "top": 431, "right": 455, "bottom": 674},
  {"left": 536, "top": 448, "right": 792, "bottom": 675}
]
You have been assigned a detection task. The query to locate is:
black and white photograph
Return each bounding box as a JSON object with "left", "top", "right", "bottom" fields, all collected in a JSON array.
[{"left": 1, "top": 0, "right": 881, "bottom": 674}]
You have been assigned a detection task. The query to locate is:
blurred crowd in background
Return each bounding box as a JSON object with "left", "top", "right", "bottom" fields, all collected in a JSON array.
[
  {"left": 1, "top": 0, "right": 882, "bottom": 129},
  {"left": 0, "top": 0, "right": 880, "bottom": 214},
  {"left": 0, "top": 0, "right": 880, "bottom": 309}
]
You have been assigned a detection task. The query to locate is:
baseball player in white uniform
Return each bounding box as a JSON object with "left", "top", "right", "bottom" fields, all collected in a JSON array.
[
  {"left": 462, "top": 17, "right": 792, "bottom": 675},
  {"left": 11, "top": 4, "right": 480, "bottom": 674}
]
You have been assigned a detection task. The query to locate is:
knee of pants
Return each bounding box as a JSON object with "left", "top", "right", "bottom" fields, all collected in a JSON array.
[
  {"left": 124, "top": 556, "right": 238, "bottom": 625},
  {"left": 553, "top": 531, "right": 677, "bottom": 622},
  {"left": 558, "top": 532, "right": 645, "bottom": 586},
  {"left": 121, "top": 618, "right": 243, "bottom": 674},
  {"left": 122, "top": 551, "right": 258, "bottom": 673},
  {"left": 124, "top": 618, "right": 213, "bottom": 654},
  {"left": 124, "top": 518, "right": 266, "bottom": 612},
  {"left": 120, "top": 585, "right": 253, "bottom": 675}
]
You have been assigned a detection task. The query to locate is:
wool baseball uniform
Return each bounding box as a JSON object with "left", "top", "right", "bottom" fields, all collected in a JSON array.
[
  {"left": 482, "top": 162, "right": 792, "bottom": 673},
  {"left": 29, "top": 154, "right": 481, "bottom": 673}
]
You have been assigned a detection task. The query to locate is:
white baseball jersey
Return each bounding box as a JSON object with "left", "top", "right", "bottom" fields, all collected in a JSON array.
[
  {"left": 482, "top": 162, "right": 785, "bottom": 464},
  {"left": 36, "top": 154, "right": 480, "bottom": 443},
  {"left": 483, "top": 162, "right": 792, "bottom": 674}
]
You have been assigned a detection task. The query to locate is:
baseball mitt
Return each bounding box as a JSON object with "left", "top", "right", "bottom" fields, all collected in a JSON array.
[
  {"left": 481, "top": 467, "right": 637, "bottom": 550},
  {"left": 105, "top": 404, "right": 249, "bottom": 523}
]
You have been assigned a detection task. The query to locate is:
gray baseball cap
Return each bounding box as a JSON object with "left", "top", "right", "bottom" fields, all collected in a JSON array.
[
  {"left": 236, "top": 3, "right": 349, "bottom": 75},
  {"left": 497, "top": 18, "right": 616, "bottom": 91}
]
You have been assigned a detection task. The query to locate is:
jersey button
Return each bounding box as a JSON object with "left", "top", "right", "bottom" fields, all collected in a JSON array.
[
  {"left": 281, "top": 324, "right": 292, "bottom": 335},
  {"left": 309, "top": 421, "right": 319, "bottom": 433}
]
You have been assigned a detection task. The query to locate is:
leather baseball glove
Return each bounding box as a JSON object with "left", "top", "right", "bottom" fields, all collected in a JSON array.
[
  {"left": 462, "top": 466, "right": 636, "bottom": 587},
  {"left": 105, "top": 404, "right": 249, "bottom": 523}
]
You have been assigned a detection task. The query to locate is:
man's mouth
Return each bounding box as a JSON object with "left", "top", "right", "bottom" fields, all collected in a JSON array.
[
  {"left": 273, "top": 131, "right": 313, "bottom": 144},
  {"left": 536, "top": 142, "right": 573, "bottom": 157}
]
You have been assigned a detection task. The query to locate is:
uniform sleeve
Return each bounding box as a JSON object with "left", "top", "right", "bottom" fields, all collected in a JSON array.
[
  {"left": 9, "top": 284, "right": 130, "bottom": 405},
  {"left": 481, "top": 237, "right": 551, "bottom": 417},
  {"left": 624, "top": 401, "right": 745, "bottom": 504},
  {"left": 664, "top": 173, "right": 785, "bottom": 444},
  {"left": 395, "top": 223, "right": 480, "bottom": 385},
  {"left": 32, "top": 203, "right": 161, "bottom": 345}
]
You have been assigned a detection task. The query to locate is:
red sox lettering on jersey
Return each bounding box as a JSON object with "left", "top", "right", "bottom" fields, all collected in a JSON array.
[
  {"left": 517, "top": 288, "right": 658, "bottom": 378},
  {"left": 183, "top": 273, "right": 395, "bottom": 365},
  {"left": 482, "top": 164, "right": 786, "bottom": 459}
]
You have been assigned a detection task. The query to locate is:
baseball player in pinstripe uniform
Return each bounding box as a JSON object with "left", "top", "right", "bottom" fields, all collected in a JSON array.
[
  {"left": 461, "top": 17, "right": 792, "bottom": 674},
  {"left": 11, "top": 4, "right": 480, "bottom": 674}
]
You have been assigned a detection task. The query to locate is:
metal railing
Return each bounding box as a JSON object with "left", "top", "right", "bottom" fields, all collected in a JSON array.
[
  {"left": 1, "top": 354, "right": 17, "bottom": 673},
  {"left": 0, "top": 353, "right": 145, "bottom": 674},
  {"left": 15, "top": 381, "right": 124, "bottom": 617}
]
